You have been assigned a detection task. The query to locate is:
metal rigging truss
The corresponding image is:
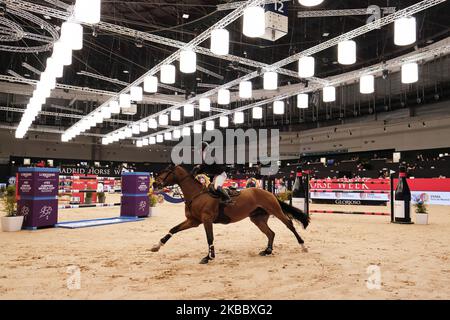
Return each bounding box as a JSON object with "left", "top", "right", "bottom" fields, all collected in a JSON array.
[
  {"left": 297, "top": 7, "right": 396, "bottom": 18},
  {"left": 62, "top": 0, "right": 267, "bottom": 138},
  {"left": 140, "top": 38, "right": 450, "bottom": 141},
  {"left": 77, "top": 71, "right": 185, "bottom": 94},
  {"left": 0, "top": 75, "right": 184, "bottom": 105},
  {"left": 2, "top": 0, "right": 306, "bottom": 80},
  {"left": 104, "top": 0, "right": 447, "bottom": 143}
]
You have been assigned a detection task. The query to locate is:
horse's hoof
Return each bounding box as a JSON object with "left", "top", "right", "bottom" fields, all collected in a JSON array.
[
  {"left": 259, "top": 249, "right": 272, "bottom": 256},
  {"left": 199, "top": 256, "right": 211, "bottom": 264}
]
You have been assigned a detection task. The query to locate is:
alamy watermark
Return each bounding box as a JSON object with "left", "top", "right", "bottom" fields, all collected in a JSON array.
[
  {"left": 66, "top": 265, "right": 81, "bottom": 290},
  {"left": 171, "top": 129, "right": 280, "bottom": 176},
  {"left": 366, "top": 265, "right": 382, "bottom": 290}
]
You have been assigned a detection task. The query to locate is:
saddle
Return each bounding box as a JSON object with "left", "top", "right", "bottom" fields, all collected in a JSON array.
[
  {"left": 207, "top": 185, "right": 240, "bottom": 224},
  {"left": 207, "top": 185, "right": 240, "bottom": 203}
]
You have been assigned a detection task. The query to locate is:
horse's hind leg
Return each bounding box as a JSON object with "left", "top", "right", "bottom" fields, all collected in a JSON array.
[
  {"left": 250, "top": 210, "right": 275, "bottom": 256},
  {"left": 270, "top": 205, "right": 308, "bottom": 253}
]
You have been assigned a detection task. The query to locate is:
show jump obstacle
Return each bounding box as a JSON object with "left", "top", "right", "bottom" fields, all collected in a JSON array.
[
  {"left": 15, "top": 168, "right": 150, "bottom": 230},
  {"left": 17, "top": 167, "right": 59, "bottom": 230},
  {"left": 261, "top": 166, "right": 413, "bottom": 224},
  {"left": 120, "top": 172, "right": 150, "bottom": 218}
]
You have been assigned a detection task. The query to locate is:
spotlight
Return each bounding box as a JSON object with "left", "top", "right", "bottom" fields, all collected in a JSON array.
[
  {"left": 422, "top": 122, "right": 426, "bottom": 127},
  {"left": 382, "top": 69, "right": 389, "bottom": 79},
  {"left": 135, "top": 38, "right": 143, "bottom": 48},
  {"left": 92, "top": 26, "right": 98, "bottom": 37}
]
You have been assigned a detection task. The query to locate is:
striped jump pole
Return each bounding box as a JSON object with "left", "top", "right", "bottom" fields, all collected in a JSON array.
[
  {"left": 306, "top": 176, "right": 394, "bottom": 217},
  {"left": 58, "top": 203, "right": 121, "bottom": 210},
  {"left": 309, "top": 210, "right": 390, "bottom": 216}
]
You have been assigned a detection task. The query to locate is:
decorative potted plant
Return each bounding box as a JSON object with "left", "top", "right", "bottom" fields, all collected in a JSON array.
[
  {"left": 85, "top": 191, "right": 93, "bottom": 204},
  {"left": 415, "top": 200, "right": 428, "bottom": 225},
  {"left": 149, "top": 193, "right": 159, "bottom": 216},
  {"left": 1, "top": 185, "right": 24, "bottom": 232},
  {"left": 97, "top": 191, "right": 106, "bottom": 204}
]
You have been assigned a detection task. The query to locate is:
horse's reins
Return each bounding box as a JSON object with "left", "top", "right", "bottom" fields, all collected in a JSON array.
[{"left": 158, "top": 168, "right": 206, "bottom": 209}]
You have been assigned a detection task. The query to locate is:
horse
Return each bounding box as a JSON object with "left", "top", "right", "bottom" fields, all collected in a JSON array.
[{"left": 151, "top": 165, "right": 310, "bottom": 264}]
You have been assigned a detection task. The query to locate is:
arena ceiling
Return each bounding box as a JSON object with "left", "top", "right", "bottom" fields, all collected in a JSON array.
[{"left": 0, "top": 0, "right": 449, "bottom": 142}]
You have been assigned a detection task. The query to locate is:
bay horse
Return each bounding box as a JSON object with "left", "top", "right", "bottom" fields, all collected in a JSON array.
[{"left": 151, "top": 165, "right": 310, "bottom": 264}]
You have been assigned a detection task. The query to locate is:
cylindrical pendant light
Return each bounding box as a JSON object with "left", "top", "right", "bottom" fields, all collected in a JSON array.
[
  {"left": 170, "top": 109, "right": 181, "bottom": 121},
  {"left": 180, "top": 49, "right": 196, "bottom": 73},
  {"left": 210, "top": 29, "right": 229, "bottom": 56},
  {"left": 184, "top": 103, "right": 194, "bottom": 117},
  {"left": 263, "top": 72, "right": 278, "bottom": 90},
  {"left": 199, "top": 98, "right": 211, "bottom": 112},
  {"left": 144, "top": 75, "right": 158, "bottom": 93},
  {"left": 234, "top": 111, "right": 244, "bottom": 124},
  {"left": 110, "top": 100, "right": 120, "bottom": 114},
  {"left": 60, "top": 22, "right": 83, "bottom": 50},
  {"left": 239, "top": 81, "right": 252, "bottom": 99},
  {"left": 360, "top": 75, "right": 375, "bottom": 94},
  {"left": 142, "top": 138, "right": 149, "bottom": 146},
  {"left": 401, "top": 62, "right": 418, "bottom": 84},
  {"left": 298, "top": 56, "right": 315, "bottom": 78},
  {"left": 119, "top": 93, "right": 131, "bottom": 109},
  {"left": 156, "top": 134, "right": 163, "bottom": 143},
  {"left": 159, "top": 114, "right": 169, "bottom": 126},
  {"left": 173, "top": 129, "right": 181, "bottom": 140},
  {"left": 53, "top": 41, "right": 72, "bottom": 66},
  {"left": 149, "top": 137, "right": 156, "bottom": 145},
  {"left": 218, "top": 89, "right": 230, "bottom": 105},
  {"left": 273, "top": 101, "right": 285, "bottom": 115},
  {"left": 182, "top": 127, "right": 191, "bottom": 137},
  {"left": 164, "top": 132, "right": 172, "bottom": 141},
  {"left": 130, "top": 86, "right": 143, "bottom": 101},
  {"left": 206, "top": 120, "right": 215, "bottom": 131},
  {"left": 252, "top": 107, "right": 263, "bottom": 119},
  {"left": 297, "top": 93, "right": 309, "bottom": 109},
  {"left": 219, "top": 116, "right": 229, "bottom": 128},
  {"left": 193, "top": 123, "right": 202, "bottom": 134},
  {"left": 323, "top": 86, "right": 336, "bottom": 102},
  {"left": 136, "top": 140, "right": 143, "bottom": 148},
  {"left": 124, "top": 127, "right": 132, "bottom": 138},
  {"left": 132, "top": 124, "right": 140, "bottom": 135},
  {"left": 338, "top": 40, "right": 356, "bottom": 65},
  {"left": 74, "top": 0, "right": 101, "bottom": 24},
  {"left": 101, "top": 106, "right": 112, "bottom": 120},
  {"left": 148, "top": 118, "right": 158, "bottom": 129},
  {"left": 298, "top": 0, "right": 324, "bottom": 6},
  {"left": 139, "top": 122, "right": 148, "bottom": 133},
  {"left": 160, "top": 64, "right": 175, "bottom": 84},
  {"left": 243, "top": 6, "right": 265, "bottom": 38},
  {"left": 394, "top": 17, "right": 416, "bottom": 46}
]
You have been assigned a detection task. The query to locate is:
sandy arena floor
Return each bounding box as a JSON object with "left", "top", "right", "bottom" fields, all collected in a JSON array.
[{"left": 0, "top": 202, "right": 449, "bottom": 300}]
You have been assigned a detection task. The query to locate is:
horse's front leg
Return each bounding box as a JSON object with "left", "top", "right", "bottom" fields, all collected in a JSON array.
[
  {"left": 151, "top": 219, "right": 199, "bottom": 252},
  {"left": 199, "top": 220, "right": 215, "bottom": 264}
]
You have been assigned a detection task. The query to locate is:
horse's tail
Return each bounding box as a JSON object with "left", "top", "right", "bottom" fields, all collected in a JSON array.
[{"left": 277, "top": 199, "right": 310, "bottom": 229}]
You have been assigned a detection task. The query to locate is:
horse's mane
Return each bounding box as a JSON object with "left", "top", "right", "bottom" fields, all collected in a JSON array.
[{"left": 175, "top": 165, "right": 204, "bottom": 188}]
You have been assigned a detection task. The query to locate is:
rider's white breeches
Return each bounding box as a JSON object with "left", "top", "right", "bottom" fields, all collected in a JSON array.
[{"left": 213, "top": 172, "right": 227, "bottom": 189}]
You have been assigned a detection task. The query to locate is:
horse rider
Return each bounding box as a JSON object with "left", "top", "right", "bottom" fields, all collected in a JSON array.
[{"left": 191, "top": 141, "right": 232, "bottom": 204}]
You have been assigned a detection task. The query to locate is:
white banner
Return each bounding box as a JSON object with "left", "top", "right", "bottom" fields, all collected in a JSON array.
[
  {"left": 411, "top": 191, "right": 450, "bottom": 206},
  {"left": 310, "top": 192, "right": 389, "bottom": 201}
]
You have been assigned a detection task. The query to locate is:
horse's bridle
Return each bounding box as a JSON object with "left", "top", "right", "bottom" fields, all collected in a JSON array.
[
  {"left": 157, "top": 166, "right": 205, "bottom": 209},
  {"left": 158, "top": 166, "right": 191, "bottom": 188}
]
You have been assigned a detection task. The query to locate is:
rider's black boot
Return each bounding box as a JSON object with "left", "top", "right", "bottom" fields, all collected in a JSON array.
[{"left": 217, "top": 187, "right": 232, "bottom": 204}]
